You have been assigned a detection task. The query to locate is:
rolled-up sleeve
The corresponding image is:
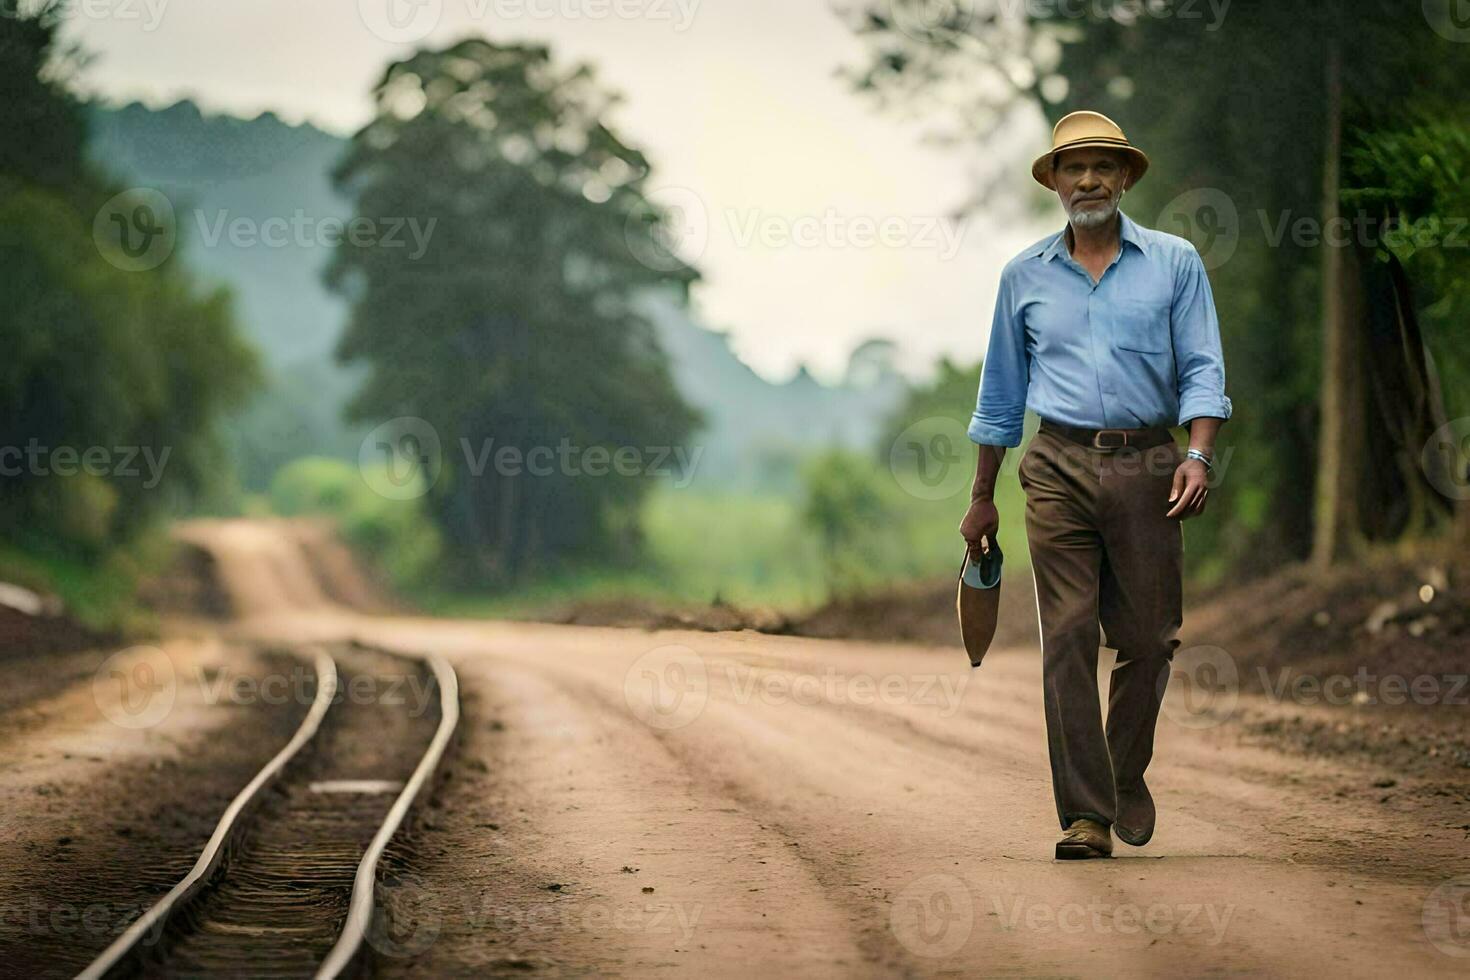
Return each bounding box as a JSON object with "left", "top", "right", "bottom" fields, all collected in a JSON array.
[
  {"left": 1171, "top": 248, "right": 1233, "bottom": 426},
  {"left": 968, "top": 270, "right": 1028, "bottom": 447}
]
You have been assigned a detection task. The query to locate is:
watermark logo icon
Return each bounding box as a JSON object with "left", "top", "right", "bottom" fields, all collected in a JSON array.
[
  {"left": 1421, "top": 417, "right": 1470, "bottom": 501},
  {"left": 1160, "top": 644, "right": 1239, "bottom": 730},
  {"left": 359, "top": 0, "right": 442, "bottom": 43},
  {"left": 889, "top": 417, "right": 971, "bottom": 500},
  {"left": 93, "top": 188, "right": 176, "bottom": 272},
  {"left": 359, "top": 417, "right": 443, "bottom": 501},
  {"left": 1424, "top": 0, "right": 1470, "bottom": 42},
  {"left": 626, "top": 186, "right": 709, "bottom": 273},
  {"left": 888, "top": 0, "right": 976, "bottom": 44},
  {"left": 367, "top": 871, "right": 443, "bottom": 958},
  {"left": 93, "top": 645, "right": 177, "bottom": 730},
  {"left": 623, "top": 644, "right": 709, "bottom": 730},
  {"left": 1155, "top": 187, "right": 1239, "bottom": 270},
  {"left": 890, "top": 873, "right": 973, "bottom": 958},
  {"left": 1423, "top": 877, "right": 1470, "bottom": 957}
]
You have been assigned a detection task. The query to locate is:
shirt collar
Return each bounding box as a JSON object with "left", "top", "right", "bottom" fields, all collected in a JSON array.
[
  {"left": 1036, "top": 210, "right": 1150, "bottom": 262},
  {"left": 1119, "top": 210, "right": 1150, "bottom": 256}
]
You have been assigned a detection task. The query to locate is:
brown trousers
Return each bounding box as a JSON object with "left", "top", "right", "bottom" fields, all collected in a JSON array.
[{"left": 1018, "top": 424, "right": 1183, "bottom": 830}]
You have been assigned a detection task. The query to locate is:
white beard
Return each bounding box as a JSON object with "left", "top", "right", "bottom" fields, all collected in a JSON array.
[{"left": 1066, "top": 195, "right": 1120, "bottom": 230}]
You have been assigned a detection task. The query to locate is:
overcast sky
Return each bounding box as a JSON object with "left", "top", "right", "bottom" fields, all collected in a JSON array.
[{"left": 63, "top": 0, "right": 1055, "bottom": 383}]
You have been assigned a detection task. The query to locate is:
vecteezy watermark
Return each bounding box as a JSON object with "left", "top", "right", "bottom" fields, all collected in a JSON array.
[
  {"left": 194, "top": 664, "right": 438, "bottom": 716},
  {"left": 722, "top": 665, "right": 968, "bottom": 717},
  {"left": 193, "top": 210, "right": 437, "bottom": 260},
  {"left": 0, "top": 442, "right": 171, "bottom": 489},
  {"left": 1255, "top": 668, "right": 1469, "bottom": 708},
  {"left": 622, "top": 645, "right": 969, "bottom": 731},
  {"left": 894, "top": 425, "right": 1234, "bottom": 502},
  {"left": 723, "top": 208, "right": 967, "bottom": 260},
  {"left": 1258, "top": 210, "right": 1470, "bottom": 252},
  {"left": 1025, "top": 437, "right": 1234, "bottom": 486},
  {"left": 356, "top": 0, "right": 444, "bottom": 42},
  {"left": 1014, "top": 0, "right": 1231, "bottom": 30},
  {"left": 94, "top": 652, "right": 439, "bottom": 730},
  {"left": 883, "top": 0, "right": 976, "bottom": 43},
  {"left": 93, "top": 188, "right": 177, "bottom": 272},
  {"left": 624, "top": 186, "right": 710, "bottom": 273},
  {"left": 365, "top": 875, "right": 705, "bottom": 960},
  {"left": 1423, "top": 0, "right": 1470, "bottom": 43},
  {"left": 1159, "top": 645, "right": 1239, "bottom": 730},
  {"left": 991, "top": 894, "right": 1236, "bottom": 944},
  {"left": 465, "top": 0, "right": 701, "bottom": 29},
  {"left": 461, "top": 438, "right": 703, "bottom": 488},
  {"left": 459, "top": 894, "right": 704, "bottom": 942},
  {"left": 1423, "top": 877, "right": 1470, "bottom": 958},
  {"left": 359, "top": 417, "right": 444, "bottom": 502},
  {"left": 368, "top": 871, "right": 443, "bottom": 959},
  {"left": 625, "top": 187, "right": 968, "bottom": 272},
  {"left": 885, "top": 0, "right": 1231, "bottom": 44},
  {"left": 889, "top": 417, "right": 973, "bottom": 501},
  {"left": 1156, "top": 188, "right": 1470, "bottom": 270},
  {"left": 624, "top": 644, "right": 710, "bottom": 730},
  {"left": 355, "top": 0, "right": 701, "bottom": 44},
  {"left": 357, "top": 417, "right": 704, "bottom": 501},
  {"left": 93, "top": 646, "right": 177, "bottom": 730},
  {"left": 889, "top": 874, "right": 973, "bottom": 958},
  {"left": 1421, "top": 417, "right": 1470, "bottom": 501},
  {"left": 93, "top": 191, "right": 437, "bottom": 271},
  {"left": 1155, "top": 187, "right": 1240, "bottom": 270},
  {"left": 0, "top": 897, "right": 166, "bottom": 946},
  {"left": 0, "top": 0, "right": 170, "bottom": 31}
]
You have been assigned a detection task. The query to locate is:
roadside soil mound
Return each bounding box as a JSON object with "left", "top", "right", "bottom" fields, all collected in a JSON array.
[{"left": 0, "top": 605, "right": 111, "bottom": 659}]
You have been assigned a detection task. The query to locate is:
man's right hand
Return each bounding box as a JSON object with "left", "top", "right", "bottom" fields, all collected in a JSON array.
[{"left": 960, "top": 498, "right": 999, "bottom": 559}]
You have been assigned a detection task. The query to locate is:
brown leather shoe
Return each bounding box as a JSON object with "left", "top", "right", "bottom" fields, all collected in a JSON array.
[
  {"left": 1055, "top": 818, "right": 1113, "bottom": 860},
  {"left": 1115, "top": 783, "right": 1156, "bottom": 847}
]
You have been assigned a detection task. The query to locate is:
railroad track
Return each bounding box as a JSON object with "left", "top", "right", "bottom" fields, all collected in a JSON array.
[{"left": 76, "top": 644, "right": 459, "bottom": 979}]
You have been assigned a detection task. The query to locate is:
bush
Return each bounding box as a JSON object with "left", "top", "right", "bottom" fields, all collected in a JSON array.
[{"left": 269, "top": 457, "right": 442, "bottom": 590}]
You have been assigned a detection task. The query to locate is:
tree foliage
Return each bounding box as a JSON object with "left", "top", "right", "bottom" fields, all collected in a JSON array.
[
  {"left": 329, "top": 38, "right": 703, "bottom": 584},
  {"left": 0, "top": 5, "right": 259, "bottom": 555},
  {"left": 800, "top": 449, "right": 897, "bottom": 596}
]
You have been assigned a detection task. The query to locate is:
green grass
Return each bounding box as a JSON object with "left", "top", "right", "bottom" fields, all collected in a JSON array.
[
  {"left": 0, "top": 530, "right": 176, "bottom": 636},
  {"left": 415, "top": 453, "right": 1032, "bottom": 619}
]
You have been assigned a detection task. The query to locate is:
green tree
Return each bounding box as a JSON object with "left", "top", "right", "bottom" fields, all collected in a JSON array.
[
  {"left": 1342, "top": 114, "right": 1470, "bottom": 545},
  {"left": 801, "top": 450, "right": 895, "bottom": 596},
  {"left": 0, "top": 5, "right": 259, "bottom": 556},
  {"left": 0, "top": 1, "right": 85, "bottom": 194},
  {"left": 329, "top": 38, "right": 702, "bottom": 584},
  {"left": 877, "top": 357, "right": 982, "bottom": 455}
]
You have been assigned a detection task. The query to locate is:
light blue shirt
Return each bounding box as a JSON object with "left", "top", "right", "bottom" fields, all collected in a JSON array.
[{"left": 968, "top": 211, "right": 1232, "bottom": 447}]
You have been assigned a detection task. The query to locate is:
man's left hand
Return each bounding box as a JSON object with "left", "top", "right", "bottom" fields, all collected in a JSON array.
[{"left": 1166, "top": 458, "right": 1210, "bottom": 519}]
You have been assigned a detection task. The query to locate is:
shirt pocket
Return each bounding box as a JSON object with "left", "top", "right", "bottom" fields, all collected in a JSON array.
[{"left": 1111, "top": 298, "right": 1170, "bottom": 354}]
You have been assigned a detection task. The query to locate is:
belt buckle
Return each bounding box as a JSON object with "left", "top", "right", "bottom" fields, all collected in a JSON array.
[{"left": 1092, "top": 429, "right": 1128, "bottom": 450}]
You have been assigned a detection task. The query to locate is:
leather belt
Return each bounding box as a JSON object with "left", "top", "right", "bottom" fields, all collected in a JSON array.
[{"left": 1039, "top": 418, "right": 1175, "bottom": 452}]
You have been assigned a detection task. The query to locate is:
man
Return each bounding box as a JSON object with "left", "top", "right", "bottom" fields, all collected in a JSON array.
[{"left": 959, "top": 110, "right": 1231, "bottom": 860}]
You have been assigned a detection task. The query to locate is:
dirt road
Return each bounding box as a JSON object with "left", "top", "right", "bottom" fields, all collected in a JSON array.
[
  {"left": 5, "top": 519, "right": 1468, "bottom": 977},
  {"left": 178, "top": 520, "right": 1468, "bottom": 977}
]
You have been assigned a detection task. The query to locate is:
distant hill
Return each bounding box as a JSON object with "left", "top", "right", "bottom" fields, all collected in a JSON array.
[
  {"left": 89, "top": 101, "right": 351, "bottom": 367},
  {"left": 86, "top": 100, "right": 906, "bottom": 491},
  {"left": 639, "top": 295, "right": 906, "bottom": 485},
  {"left": 87, "top": 100, "right": 366, "bottom": 488}
]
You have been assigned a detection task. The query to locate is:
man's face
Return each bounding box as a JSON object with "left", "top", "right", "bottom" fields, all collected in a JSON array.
[{"left": 1053, "top": 148, "right": 1129, "bottom": 230}]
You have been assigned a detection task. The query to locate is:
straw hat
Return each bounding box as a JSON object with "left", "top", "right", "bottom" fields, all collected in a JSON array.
[{"left": 1032, "top": 110, "right": 1150, "bottom": 191}]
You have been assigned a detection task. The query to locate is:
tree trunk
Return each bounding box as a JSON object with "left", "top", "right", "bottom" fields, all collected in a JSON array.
[
  {"left": 1311, "top": 34, "right": 1363, "bottom": 569},
  {"left": 1361, "top": 250, "right": 1456, "bottom": 540}
]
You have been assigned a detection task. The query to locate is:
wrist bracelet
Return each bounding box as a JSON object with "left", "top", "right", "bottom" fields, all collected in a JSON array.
[{"left": 1186, "top": 448, "right": 1214, "bottom": 471}]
